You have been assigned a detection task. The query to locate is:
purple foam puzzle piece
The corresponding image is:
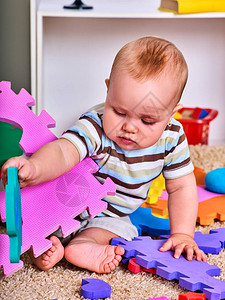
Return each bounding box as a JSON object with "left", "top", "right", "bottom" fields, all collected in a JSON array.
[
  {"left": 0, "top": 158, "right": 116, "bottom": 277},
  {"left": 111, "top": 236, "right": 225, "bottom": 300},
  {"left": 161, "top": 228, "right": 225, "bottom": 255},
  {"left": 0, "top": 81, "right": 57, "bottom": 155},
  {"left": 81, "top": 278, "right": 111, "bottom": 299}
]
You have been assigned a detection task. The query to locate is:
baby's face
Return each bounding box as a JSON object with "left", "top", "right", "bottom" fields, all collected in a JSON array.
[{"left": 103, "top": 70, "right": 182, "bottom": 150}]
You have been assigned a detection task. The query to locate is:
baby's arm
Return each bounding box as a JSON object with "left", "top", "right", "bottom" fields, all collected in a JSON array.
[
  {"left": 159, "top": 172, "right": 207, "bottom": 262},
  {"left": 1, "top": 138, "right": 80, "bottom": 188}
]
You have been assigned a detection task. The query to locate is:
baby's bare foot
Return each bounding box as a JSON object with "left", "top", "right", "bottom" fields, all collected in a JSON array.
[
  {"left": 65, "top": 241, "right": 125, "bottom": 273},
  {"left": 28, "top": 236, "right": 64, "bottom": 271}
]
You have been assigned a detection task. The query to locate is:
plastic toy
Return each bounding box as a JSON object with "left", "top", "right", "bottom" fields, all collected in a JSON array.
[
  {"left": 81, "top": 278, "right": 111, "bottom": 299},
  {"left": 192, "top": 108, "right": 209, "bottom": 119},
  {"left": 129, "top": 206, "right": 170, "bottom": 236},
  {"left": 161, "top": 228, "right": 225, "bottom": 255},
  {"left": 179, "top": 292, "right": 206, "bottom": 300},
  {"left": 205, "top": 168, "right": 225, "bottom": 194},
  {"left": 0, "top": 158, "right": 116, "bottom": 277},
  {"left": 111, "top": 236, "right": 225, "bottom": 300},
  {"left": 63, "top": 0, "right": 93, "bottom": 9},
  {"left": 5, "top": 167, "right": 22, "bottom": 263},
  {"left": 0, "top": 81, "right": 57, "bottom": 156}
]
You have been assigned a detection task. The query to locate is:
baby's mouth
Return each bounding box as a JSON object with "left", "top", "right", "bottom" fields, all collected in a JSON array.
[{"left": 119, "top": 136, "right": 136, "bottom": 145}]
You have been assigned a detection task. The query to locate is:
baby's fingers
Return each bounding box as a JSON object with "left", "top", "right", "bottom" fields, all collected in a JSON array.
[
  {"left": 195, "top": 248, "right": 207, "bottom": 262},
  {"left": 159, "top": 239, "right": 173, "bottom": 252}
]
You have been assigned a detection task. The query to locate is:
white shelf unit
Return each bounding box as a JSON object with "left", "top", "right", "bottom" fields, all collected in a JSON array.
[{"left": 31, "top": 0, "right": 225, "bottom": 144}]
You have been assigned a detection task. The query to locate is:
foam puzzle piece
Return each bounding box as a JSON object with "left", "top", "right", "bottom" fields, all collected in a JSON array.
[
  {"left": 129, "top": 206, "right": 170, "bottom": 236},
  {"left": 146, "top": 173, "right": 165, "bottom": 204},
  {"left": 128, "top": 257, "right": 156, "bottom": 274},
  {"left": 0, "top": 158, "right": 116, "bottom": 277},
  {"left": 197, "top": 195, "right": 225, "bottom": 225},
  {"left": 146, "top": 297, "right": 170, "bottom": 300},
  {"left": 0, "top": 81, "right": 57, "bottom": 156},
  {"left": 111, "top": 236, "right": 225, "bottom": 300},
  {"left": 5, "top": 167, "right": 22, "bottom": 263},
  {"left": 179, "top": 291, "right": 206, "bottom": 300},
  {"left": 81, "top": 278, "right": 111, "bottom": 299},
  {"left": 161, "top": 228, "right": 225, "bottom": 255},
  {"left": 144, "top": 192, "right": 225, "bottom": 225}
]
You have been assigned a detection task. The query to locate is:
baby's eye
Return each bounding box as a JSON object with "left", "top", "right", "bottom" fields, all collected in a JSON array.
[
  {"left": 113, "top": 108, "right": 126, "bottom": 116},
  {"left": 142, "top": 119, "right": 155, "bottom": 125}
]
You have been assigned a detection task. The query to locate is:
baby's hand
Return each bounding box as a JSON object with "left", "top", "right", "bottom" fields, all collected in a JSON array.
[
  {"left": 1, "top": 157, "right": 36, "bottom": 188},
  {"left": 159, "top": 233, "right": 207, "bottom": 262}
]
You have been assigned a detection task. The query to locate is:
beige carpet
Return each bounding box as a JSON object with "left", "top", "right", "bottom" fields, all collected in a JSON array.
[{"left": 1, "top": 145, "right": 225, "bottom": 300}]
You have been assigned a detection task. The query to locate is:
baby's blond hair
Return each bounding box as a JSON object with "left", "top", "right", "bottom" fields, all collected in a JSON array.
[{"left": 110, "top": 36, "right": 188, "bottom": 101}]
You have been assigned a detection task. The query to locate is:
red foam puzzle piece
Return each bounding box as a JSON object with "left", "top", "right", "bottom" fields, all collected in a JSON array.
[{"left": 179, "top": 291, "right": 206, "bottom": 300}]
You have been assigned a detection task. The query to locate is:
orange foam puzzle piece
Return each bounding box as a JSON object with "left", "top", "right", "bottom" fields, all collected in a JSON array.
[{"left": 197, "top": 195, "right": 225, "bottom": 225}]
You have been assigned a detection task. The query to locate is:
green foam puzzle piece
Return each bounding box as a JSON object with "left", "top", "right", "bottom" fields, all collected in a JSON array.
[{"left": 5, "top": 167, "right": 22, "bottom": 263}]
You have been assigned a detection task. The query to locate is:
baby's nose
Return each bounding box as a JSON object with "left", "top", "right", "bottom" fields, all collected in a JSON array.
[{"left": 122, "top": 119, "right": 137, "bottom": 133}]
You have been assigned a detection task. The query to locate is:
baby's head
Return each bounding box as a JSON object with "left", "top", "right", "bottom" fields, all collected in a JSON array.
[{"left": 103, "top": 36, "right": 188, "bottom": 150}]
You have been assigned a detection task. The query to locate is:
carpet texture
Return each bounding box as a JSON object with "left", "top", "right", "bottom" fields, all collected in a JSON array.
[{"left": 1, "top": 145, "right": 225, "bottom": 300}]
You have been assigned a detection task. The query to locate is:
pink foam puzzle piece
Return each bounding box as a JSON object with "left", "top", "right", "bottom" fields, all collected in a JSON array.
[
  {"left": 0, "top": 81, "right": 57, "bottom": 155},
  {"left": 112, "top": 236, "right": 225, "bottom": 300},
  {"left": 0, "top": 158, "right": 116, "bottom": 277},
  {"left": 146, "top": 298, "right": 170, "bottom": 300},
  {"left": 0, "top": 234, "right": 23, "bottom": 276}
]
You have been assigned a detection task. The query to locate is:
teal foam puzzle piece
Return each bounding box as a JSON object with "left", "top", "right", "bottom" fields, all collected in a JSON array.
[{"left": 5, "top": 167, "right": 22, "bottom": 263}]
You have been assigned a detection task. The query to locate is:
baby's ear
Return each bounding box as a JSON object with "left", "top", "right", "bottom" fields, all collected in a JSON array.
[
  {"left": 169, "top": 103, "right": 183, "bottom": 122},
  {"left": 105, "top": 79, "right": 110, "bottom": 91}
]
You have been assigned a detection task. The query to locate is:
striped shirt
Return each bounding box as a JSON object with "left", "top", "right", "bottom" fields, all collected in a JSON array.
[{"left": 61, "top": 103, "right": 194, "bottom": 217}]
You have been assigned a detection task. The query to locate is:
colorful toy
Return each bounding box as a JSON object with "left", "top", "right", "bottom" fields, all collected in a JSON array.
[
  {"left": 81, "top": 278, "right": 111, "bottom": 299},
  {"left": 205, "top": 168, "right": 225, "bottom": 194},
  {"left": 161, "top": 228, "right": 225, "bottom": 255},
  {"left": 179, "top": 292, "right": 206, "bottom": 300},
  {"left": 146, "top": 173, "right": 165, "bottom": 204},
  {"left": 111, "top": 236, "right": 225, "bottom": 300},
  {"left": 129, "top": 206, "right": 170, "bottom": 236},
  {"left": 144, "top": 187, "right": 225, "bottom": 225},
  {"left": 0, "top": 158, "right": 116, "bottom": 277},
  {"left": 192, "top": 108, "right": 209, "bottom": 120},
  {"left": 5, "top": 167, "right": 22, "bottom": 263},
  {"left": 0, "top": 81, "right": 57, "bottom": 156}
]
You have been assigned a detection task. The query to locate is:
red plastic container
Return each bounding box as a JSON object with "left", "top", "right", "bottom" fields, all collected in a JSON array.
[{"left": 178, "top": 107, "right": 218, "bottom": 145}]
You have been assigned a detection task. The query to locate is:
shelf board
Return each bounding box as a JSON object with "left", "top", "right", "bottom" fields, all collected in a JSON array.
[{"left": 38, "top": 0, "right": 225, "bottom": 19}]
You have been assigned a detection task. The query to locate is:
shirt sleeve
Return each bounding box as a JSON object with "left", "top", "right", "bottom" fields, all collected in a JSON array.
[
  {"left": 162, "top": 120, "right": 194, "bottom": 179},
  {"left": 60, "top": 110, "right": 103, "bottom": 161}
]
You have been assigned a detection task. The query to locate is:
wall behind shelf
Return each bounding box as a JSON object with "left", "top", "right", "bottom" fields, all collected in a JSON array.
[
  {"left": 0, "top": 0, "right": 31, "bottom": 93},
  {"left": 41, "top": 16, "right": 225, "bottom": 144}
]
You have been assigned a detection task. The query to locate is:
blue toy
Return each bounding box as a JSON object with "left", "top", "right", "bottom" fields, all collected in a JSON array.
[
  {"left": 205, "top": 168, "right": 225, "bottom": 194},
  {"left": 129, "top": 206, "right": 170, "bottom": 236},
  {"left": 81, "top": 278, "right": 111, "bottom": 299},
  {"left": 5, "top": 167, "right": 22, "bottom": 263}
]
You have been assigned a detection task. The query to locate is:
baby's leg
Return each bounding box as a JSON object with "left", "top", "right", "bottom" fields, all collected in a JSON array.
[
  {"left": 64, "top": 227, "right": 125, "bottom": 273},
  {"left": 28, "top": 236, "right": 64, "bottom": 271}
]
